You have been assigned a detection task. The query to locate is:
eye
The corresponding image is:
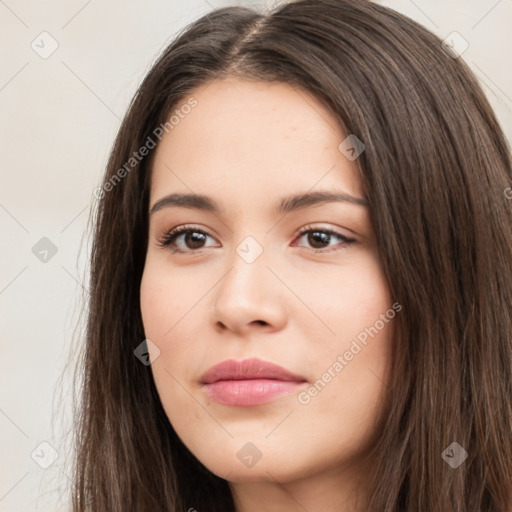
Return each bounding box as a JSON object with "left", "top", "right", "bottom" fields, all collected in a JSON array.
[
  {"left": 157, "top": 224, "right": 356, "bottom": 254},
  {"left": 292, "top": 225, "right": 356, "bottom": 253},
  {"left": 156, "top": 225, "right": 218, "bottom": 253}
]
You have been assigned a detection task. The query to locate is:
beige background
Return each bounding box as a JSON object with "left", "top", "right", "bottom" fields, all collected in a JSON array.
[{"left": 1, "top": 1, "right": 511, "bottom": 510}]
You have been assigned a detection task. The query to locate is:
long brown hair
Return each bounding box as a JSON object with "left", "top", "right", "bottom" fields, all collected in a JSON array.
[{"left": 71, "top": 0, "right": 512, "bottom": 510}]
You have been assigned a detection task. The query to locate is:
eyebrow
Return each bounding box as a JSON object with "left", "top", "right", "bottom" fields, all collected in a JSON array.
[{"left": 149, "top": 190, "right": 369, "bottom": 216}]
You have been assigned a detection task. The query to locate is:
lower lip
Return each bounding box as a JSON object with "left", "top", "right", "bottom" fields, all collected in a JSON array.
[{"left": 203, "top": 379, "right": 305, "bottom": 406}]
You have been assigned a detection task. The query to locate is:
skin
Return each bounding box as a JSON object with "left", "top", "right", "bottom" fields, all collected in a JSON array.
[{"left": 140, "top": 78, "right": 395, "bottom": 512}]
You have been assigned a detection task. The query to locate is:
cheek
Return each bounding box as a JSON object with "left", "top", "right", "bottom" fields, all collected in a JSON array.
[
  {"left": 291, "top": 249, "right": 393, "bottom": 341},
  {"left": 140, "top": 268, "right": 196, "bottom": 390},
  {"left": 140, "top": 261, "right": 168, "bottom": 336},
  {"left": 292, "top": 252, "right": 394, "bottom": 436},
  {"left": 140, "top": 267, "right": 205, "bottom": 445},
  {"left": 140, "top": 259, "right": 206, "bottom": 340},
  {"left": 139, "top": 259, "right": 212, "bottom": 408}
]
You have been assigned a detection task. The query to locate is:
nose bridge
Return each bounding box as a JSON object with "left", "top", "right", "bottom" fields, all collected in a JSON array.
[
  {"left": 219, "top": 235, "right": 269, "bottom": 303},
  {"left": 211, "top": 233, "right": 286, "bottom": 332}
]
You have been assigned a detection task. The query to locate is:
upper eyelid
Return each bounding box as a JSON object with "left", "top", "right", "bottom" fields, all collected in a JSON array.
[
  {"left": 158, "top": 224, "right": 355, "bottom": 249},
  {"left": 161, "top": 224, "right": 350, "bottom": 239},
  {"left": 158, "top": 225, "right": 217, "bottom": 246}
]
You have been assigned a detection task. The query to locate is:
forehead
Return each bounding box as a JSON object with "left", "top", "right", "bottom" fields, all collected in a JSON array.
[{"left": 150, "top": 78, "right": 363, "bottom": 205}]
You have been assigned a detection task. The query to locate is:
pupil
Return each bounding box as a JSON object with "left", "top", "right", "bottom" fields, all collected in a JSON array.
[
  {"left": 186, "top": 232, "right": 206, "bottom": 249},
  {"left": 309, "top": 231, "right": 329, "bottom": 249}
]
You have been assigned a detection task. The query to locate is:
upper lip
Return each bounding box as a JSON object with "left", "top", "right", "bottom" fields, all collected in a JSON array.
[{"left": 200, "top": 358, "right": 307, "bottom": 384}]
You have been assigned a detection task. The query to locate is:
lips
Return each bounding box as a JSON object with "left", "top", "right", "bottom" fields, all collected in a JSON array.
[{"left": 200, "top": 358, "right": 307, "bottom": 406}]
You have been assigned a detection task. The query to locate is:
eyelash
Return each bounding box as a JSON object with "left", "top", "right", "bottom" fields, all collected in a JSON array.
[{"left": 156, "top": 224, "right": 356, "bottom": 254}]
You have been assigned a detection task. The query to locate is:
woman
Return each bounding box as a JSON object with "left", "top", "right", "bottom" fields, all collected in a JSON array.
[{"left": 72, "top": 0, "right": 512, "bottom": 510}]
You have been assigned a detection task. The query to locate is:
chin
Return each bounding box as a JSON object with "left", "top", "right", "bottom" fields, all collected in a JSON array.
[{"left": 191, "top": 440, "right": 319, "bottom": 485}]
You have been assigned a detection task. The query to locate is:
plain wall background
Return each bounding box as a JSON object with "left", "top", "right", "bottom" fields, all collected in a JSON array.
[{"left": 1, "top": 1, "right": 511, "bottom": 510}]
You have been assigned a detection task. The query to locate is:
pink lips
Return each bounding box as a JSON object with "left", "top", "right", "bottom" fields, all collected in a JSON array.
[{"left": 200, "top": 358, "right": 307, "bottom": 406}]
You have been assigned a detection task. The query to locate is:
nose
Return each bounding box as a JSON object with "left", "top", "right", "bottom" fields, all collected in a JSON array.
[{"left": 210, "top": 245, "right": 287, "bottom": 336}]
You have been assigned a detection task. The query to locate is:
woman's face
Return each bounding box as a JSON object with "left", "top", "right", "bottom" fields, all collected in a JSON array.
[{"left": 140, "top": 78, "right": 395, "bottom": 489}]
